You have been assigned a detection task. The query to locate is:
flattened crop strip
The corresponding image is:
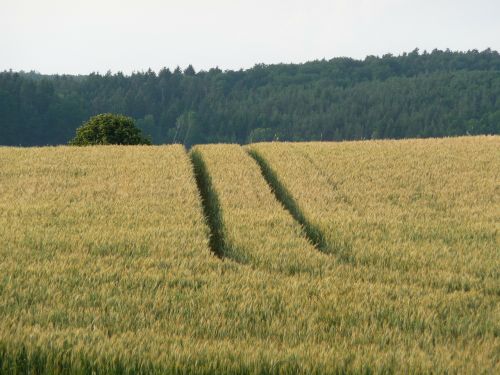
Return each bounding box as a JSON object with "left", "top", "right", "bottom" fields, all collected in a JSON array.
[
  {"left": 247, "top": 148, "right": 329, "bottom": 254},
  {"left": 190, "top": 149, "right": 226, "bottom": 259}
]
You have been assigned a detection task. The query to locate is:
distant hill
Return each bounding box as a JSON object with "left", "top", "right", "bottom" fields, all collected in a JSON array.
[{"left": 1, "top": 48, "right": 499, "bottom": 146}]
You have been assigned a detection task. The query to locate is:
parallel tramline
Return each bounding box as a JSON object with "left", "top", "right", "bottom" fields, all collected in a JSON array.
[{"left": 191, "top": 144, "right": 328, "bottom": 275}]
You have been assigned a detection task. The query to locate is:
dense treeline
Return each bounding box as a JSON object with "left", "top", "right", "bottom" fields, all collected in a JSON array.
[{"left": 1, "top": 48, "right": 499, "bottom": 146}]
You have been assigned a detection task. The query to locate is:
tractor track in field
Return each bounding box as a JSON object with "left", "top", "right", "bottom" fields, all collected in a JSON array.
[
  {"left": 247, "top": 148, "right": 331, "bottom": 255},
  {"left": 190, "top": 149, "right": 226, "bottom": 259}
]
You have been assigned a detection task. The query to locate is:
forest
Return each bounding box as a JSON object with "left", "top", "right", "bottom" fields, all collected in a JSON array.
[{"left": 1, "top": 48, "right": 499, "bottom": 146}]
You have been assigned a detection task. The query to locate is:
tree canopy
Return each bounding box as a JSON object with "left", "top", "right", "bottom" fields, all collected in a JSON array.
[
  {"left": 69, "top": 114, "right": 151, "bottom": 146},
  {"left": 1, "top": 49, "right": 499, "bottom": 146}
]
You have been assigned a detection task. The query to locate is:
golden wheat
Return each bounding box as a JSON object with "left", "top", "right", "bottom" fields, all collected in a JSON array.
[{"left": 0, "top": 138, "right": 498, "bottom": 373}]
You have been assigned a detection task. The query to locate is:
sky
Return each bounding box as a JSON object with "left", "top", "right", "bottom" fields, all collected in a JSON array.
[{"left": 1, "top": 0, "right": 499, "bottom": 75}]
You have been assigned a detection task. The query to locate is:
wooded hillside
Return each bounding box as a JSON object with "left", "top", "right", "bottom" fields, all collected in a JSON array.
[{"left": 1, "top": 49, "right": 499, "bottom": 146}]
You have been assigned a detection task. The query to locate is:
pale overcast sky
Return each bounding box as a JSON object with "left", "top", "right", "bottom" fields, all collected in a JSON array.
[{"left": 1, "top": 0, "right": 499, "bottom": 75}]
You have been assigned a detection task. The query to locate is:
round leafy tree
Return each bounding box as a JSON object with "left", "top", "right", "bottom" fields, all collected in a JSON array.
[{"left": 69, "top": 113, "right": 151, "bottom": 145}]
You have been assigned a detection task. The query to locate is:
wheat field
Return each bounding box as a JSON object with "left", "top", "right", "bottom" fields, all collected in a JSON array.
[{"left": 0, "top": 137, "right": 498, "bottom": 373}]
